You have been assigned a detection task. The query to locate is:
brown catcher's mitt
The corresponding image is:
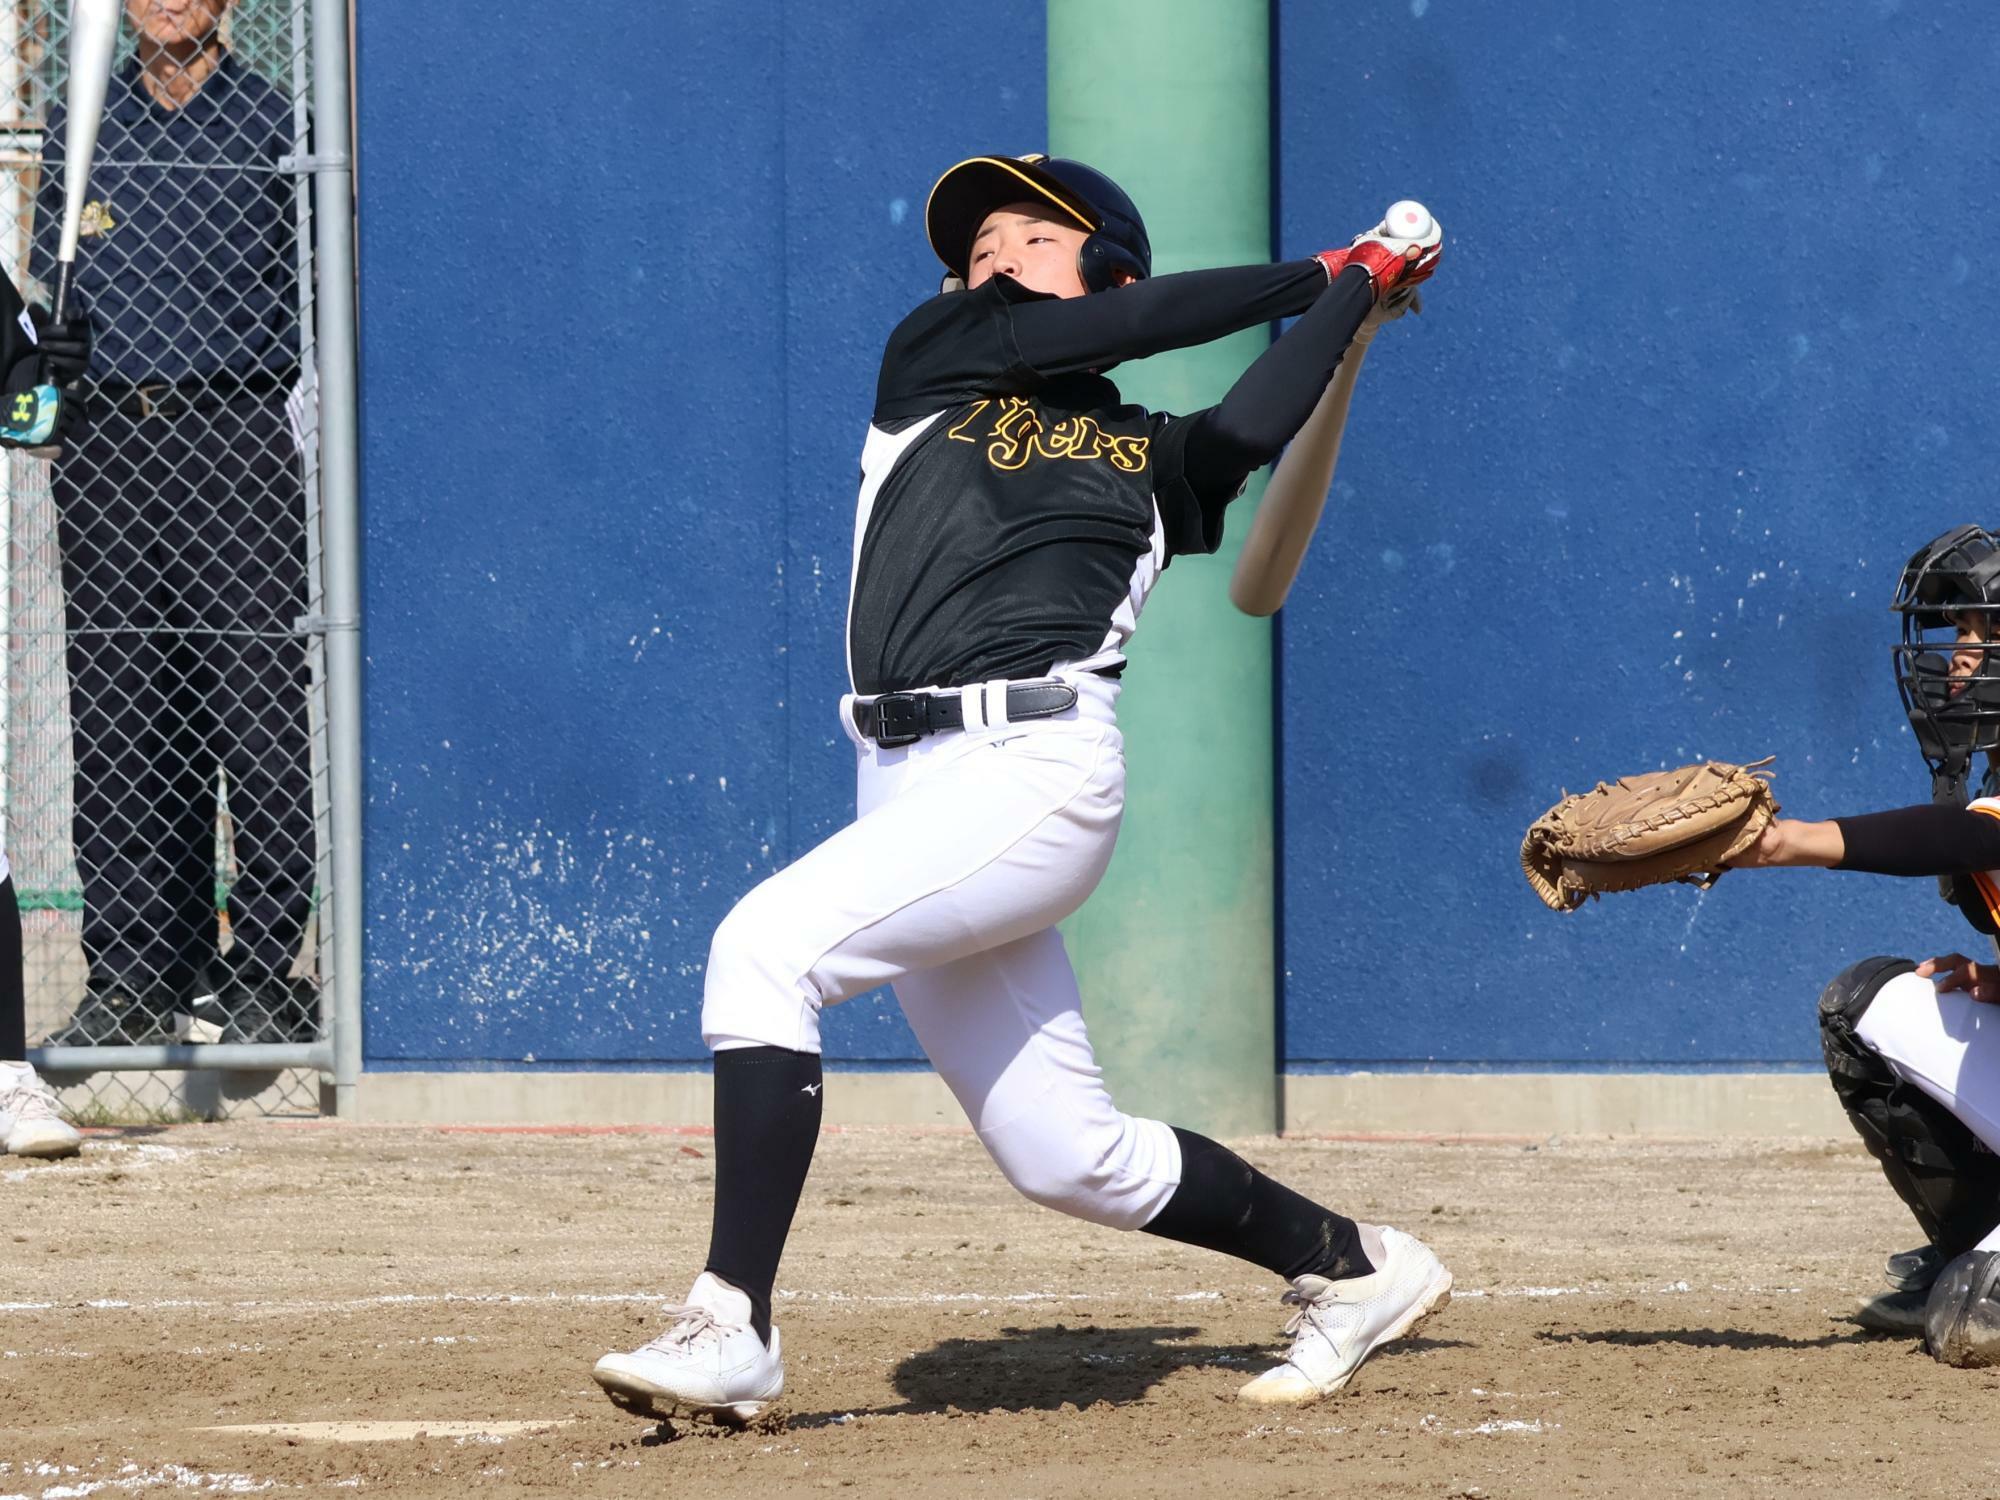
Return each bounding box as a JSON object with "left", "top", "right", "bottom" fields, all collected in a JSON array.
[{"left": 1520, "top": 758, "right": 1779, "bottom": 912}]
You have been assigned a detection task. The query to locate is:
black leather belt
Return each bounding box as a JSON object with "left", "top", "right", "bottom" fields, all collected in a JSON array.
[
  {"left": 95, "top": 368, "right": 293, "bottom": 420},
  {"left": 853, "top": 681, "right": 1079, "bottom": 749}
]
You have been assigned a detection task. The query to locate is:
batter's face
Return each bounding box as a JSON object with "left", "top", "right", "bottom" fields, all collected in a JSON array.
[{"left": 965, "top": 203, "right": 1092, "bottom": 298}]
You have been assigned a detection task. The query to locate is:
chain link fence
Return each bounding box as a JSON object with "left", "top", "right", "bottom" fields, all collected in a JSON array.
[{"left": 4, "top": 0, "right": 341, "bottom": 1121}]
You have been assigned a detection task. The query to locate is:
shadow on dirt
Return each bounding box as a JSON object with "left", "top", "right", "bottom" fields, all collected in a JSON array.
[
  {"left": 785, "top": 1321, "right": 1472, "bottom": 1424},
  {"left": 1536, "top": 1325, "right": 1883, "bottom": 1352}
]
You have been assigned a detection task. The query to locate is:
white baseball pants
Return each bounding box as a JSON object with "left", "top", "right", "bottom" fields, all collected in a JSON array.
[
  {"left": 700, "top": 672, "right": 1182, "bottom": 1229},
  {"left": 1857, "top": 968, "right": 2000, "bottom": 1251}
]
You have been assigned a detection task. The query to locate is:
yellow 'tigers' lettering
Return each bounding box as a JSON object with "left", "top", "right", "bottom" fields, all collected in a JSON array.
[{"left": 945, "top": 397, "right": 1149, "bottom": 475}]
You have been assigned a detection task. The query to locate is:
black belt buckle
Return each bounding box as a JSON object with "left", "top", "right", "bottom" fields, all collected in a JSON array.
[
  {"left": 869, "top": 692, "right": 928, "bottom": 748},
  {"left": 134, "top": 382, "right": 176, "bottom": 419}
]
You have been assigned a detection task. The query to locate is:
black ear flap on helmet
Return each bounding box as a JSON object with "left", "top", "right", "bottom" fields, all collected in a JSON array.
[{"left": 1032, "top": 157, "right": 1151, "bottom": 293}]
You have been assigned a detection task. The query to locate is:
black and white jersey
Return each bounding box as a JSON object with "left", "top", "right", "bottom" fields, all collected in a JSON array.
[{"left": 846, "top": 277, "right": 1234, "bottom": 697}]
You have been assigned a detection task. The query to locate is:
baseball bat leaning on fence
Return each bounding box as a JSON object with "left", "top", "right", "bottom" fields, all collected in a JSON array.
[
  {"left": 51, "top": 0, "right": 119, "bottom": 325},
  {"left": 21, "top": 0, "right": 119, "bottom": 458},
  {"left": 1229, "top": 201, "right": 1434, "bottom": 618}
]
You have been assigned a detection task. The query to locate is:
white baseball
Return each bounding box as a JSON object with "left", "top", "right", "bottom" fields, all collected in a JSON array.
[{"left": 1385, "top": 199, "right": 1434, "bottom": 241}]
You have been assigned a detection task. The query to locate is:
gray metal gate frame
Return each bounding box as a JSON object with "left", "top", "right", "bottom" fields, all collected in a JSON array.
[{"left": 21, "top": 0, "right": 361, "bottom": 1114}]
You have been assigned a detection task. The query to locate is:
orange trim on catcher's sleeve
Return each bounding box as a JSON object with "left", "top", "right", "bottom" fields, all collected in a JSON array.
[{"left": 1964, "top": 802, "right": 2000, "bottom": 926}]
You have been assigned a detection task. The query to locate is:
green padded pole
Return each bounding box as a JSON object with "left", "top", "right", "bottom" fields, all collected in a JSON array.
[{"left": 1049, "top": 0, "right": 1276, "bottom": 1136}]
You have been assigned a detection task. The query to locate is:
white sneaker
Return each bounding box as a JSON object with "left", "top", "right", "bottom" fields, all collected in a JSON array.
[
  {"left": 0, "top": 1062, "right": 82, "bottom": 1159},
  {"left": 1238, "top": 1225, "right": 1453, "bottom": 1404},
  {"left": 593, "top": 1272, "right": 783, "bottom": 1426}
]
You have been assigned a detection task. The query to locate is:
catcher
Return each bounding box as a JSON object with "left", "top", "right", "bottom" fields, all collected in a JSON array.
[{"left": 1525, "top": 522, "right": 2000, "bottom": 1366}]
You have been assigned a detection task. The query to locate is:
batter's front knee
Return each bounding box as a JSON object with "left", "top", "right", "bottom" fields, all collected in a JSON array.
[
  {"left": 978, "top": 1105, "right": 1180, "bottom": 1230},
  {"left": 700, "top": 880, "right": 824, "bottom": 1054}
]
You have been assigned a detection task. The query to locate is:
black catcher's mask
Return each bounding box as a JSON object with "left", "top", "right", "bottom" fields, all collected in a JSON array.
[{"left": 1893, "top": 523, "right": 2000, "bottom": 808}]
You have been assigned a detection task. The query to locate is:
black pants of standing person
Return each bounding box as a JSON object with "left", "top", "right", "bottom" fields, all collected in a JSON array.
[
  {"left": 0, "top": 876, "right": 23, "bottom": 1061},
  {"left": 50, "top": 387, "right": 317, "bottom": 1043}
]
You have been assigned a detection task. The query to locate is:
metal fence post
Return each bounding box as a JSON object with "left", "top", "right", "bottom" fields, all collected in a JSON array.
[{"left": 308, "top": 0, "right": 364, "bottom": 1115}]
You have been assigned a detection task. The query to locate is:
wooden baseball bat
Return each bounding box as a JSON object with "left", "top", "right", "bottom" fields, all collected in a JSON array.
[
  {"left": 1229, "top": 202, "right": 1436, "bottom": 616},
  {"left": 1228, "top": 331, "right": 1374, "bottom": 617}
]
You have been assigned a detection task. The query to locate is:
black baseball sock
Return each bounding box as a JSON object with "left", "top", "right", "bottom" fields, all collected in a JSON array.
[
  {"left": 0, "top": 877, "right": 24, "bottom": 1061},
  {"left": 1141, "top": 1127, "right": 1375, "bottom": 1282},
  {"left": 702, "top": 1044, "right": 823, "bottom": 1344}
]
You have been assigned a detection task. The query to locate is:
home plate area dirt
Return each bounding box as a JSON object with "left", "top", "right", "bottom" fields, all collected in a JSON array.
[{"left": 3, "top": 1123, "right": 1999, "bottom": 1498}]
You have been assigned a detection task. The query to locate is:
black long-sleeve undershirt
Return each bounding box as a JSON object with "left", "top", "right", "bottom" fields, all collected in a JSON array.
[
  {"left": 1005, "top": 258, "right": 1332, "bottom": 377},
  {"left": 1833, "top": 804, "right": 2000, "bottom": 877},
  {"left": 1175, "top": 266, "right": 1376, "bottom": 500}
]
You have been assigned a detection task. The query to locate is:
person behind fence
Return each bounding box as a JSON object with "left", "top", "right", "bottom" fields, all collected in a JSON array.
[
  {"left": 34, "top": 0, "right": 318, "bottom": 1049},
  {"left": 0, "top": 265, "right": 89, "bottom": 1157}
]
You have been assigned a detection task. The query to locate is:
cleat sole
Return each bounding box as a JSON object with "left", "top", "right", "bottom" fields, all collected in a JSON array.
[{"left": 593, "top": 1369, "right": 769, "bottom": 1428}]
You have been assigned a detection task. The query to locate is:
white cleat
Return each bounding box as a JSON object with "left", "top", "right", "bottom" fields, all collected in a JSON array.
[
  {"left": 1237, "top": 1225, "right": 1453, "bottom": 1405},
  {"left": 0, "top": 1062, "right": 81, "bottom": 1159},
  {"left": 592, "top": 1272, "right": 783, "bottom": 1427}
]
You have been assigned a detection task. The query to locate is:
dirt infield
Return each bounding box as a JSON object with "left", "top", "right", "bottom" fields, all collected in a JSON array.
[{"left": 4, "top": 1122, "right": 1999, "bottom": 1499}]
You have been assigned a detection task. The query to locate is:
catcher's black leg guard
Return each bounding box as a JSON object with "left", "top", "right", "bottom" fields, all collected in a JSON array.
[
  {"left": 1925, "top": 1250, "right": 2000, "bottom": 1367},
  {"left": 1820, "top": 958, "right": 2000, "bottom": 1259}
]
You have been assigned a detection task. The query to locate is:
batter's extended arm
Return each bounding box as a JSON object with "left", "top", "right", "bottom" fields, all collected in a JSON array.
[
  {"left": 1004, "top": 259, "right": 1332, "bottom": 377},
  {"left": 1229, "top": 310, "right": 1380, "bottom": 618},
  {"left": 1229, "top": 204, "right": 1440, "bottom": 617}
]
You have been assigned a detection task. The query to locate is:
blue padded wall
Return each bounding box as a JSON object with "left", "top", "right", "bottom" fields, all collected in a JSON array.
[
  {"left": 354, "top": 1, "right": 1043, "bottom": 1067},
  {"left": 1274, "top": 0, "right": 2000, "bottom": 1069}
]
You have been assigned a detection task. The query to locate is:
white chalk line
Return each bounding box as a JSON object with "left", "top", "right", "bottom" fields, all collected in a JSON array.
[
  {"left": 2, "top": 1142, "right": 236, "bottom": 1184},
  {"left": 0, "top": 1460, "right": 274, "bottom": 1498},
  {"left": 0, "top": 1281, "right": 1809, "bottom": 1321},
  {"left": 197, "top": 1420, "right": 572, "bottom": 1443}
]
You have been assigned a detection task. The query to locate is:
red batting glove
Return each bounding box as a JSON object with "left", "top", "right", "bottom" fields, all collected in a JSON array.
[{"left": 1315, "top": 217, "right": 1443, "bottom": 302}]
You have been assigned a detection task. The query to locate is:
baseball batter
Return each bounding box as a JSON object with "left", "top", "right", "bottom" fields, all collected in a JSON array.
[
  {"left": 1719, "top": 523, "right": 2000, "bottom": 1362},
  {"left": 592, "top": 154, "right": 1449, "bottom": 1423}
]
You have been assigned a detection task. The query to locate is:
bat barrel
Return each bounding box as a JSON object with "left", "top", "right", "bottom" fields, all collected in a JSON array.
[{"left": 56, "top": 0, "right": 122, "bottom": 266}]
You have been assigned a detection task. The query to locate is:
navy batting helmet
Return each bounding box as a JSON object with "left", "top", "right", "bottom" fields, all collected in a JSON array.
[{"left": 925, "top": 154, "right": 1151, "bottom": 293}]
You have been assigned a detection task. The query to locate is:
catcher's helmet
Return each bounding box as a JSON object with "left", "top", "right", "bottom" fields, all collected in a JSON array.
[
  {"left": 1892, "top": 523, "right": 2000, "bottom": 803},
  {"left": 925, "top": 154, "right": 1151, "bottom": 294}
]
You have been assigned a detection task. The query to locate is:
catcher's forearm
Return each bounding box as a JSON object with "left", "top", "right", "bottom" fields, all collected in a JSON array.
[
  {"left": 1735, "top": 817, "right": 1845, "bottom": 869},
  {"left": 1745, "top": 805, "right": 2000, "bottom": 874},
  {"left": 1831, "top": 804, "right": 2000, "bottom": 876},
  {"left": 1228, "top": 332, "right": 1370, "bottom": 618}
]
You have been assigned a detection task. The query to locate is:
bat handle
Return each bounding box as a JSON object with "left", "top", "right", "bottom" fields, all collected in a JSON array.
[
  {"left": 50, "top": 260, "right": 73, "bottom": 324},
  {"left": 33, "top": 261, "right": 79, "bottom": 456}
]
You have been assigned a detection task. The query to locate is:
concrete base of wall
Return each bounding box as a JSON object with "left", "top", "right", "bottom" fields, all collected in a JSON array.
[
  {"left": 1277, "top": 1072, "right": 1847, "bottom": 1138},
  {"left": 352, "top": 1069, "right": 1849, "bottom": 1137},
  {"left": 353, "top": 1069, "right": 963, "bottom": 1128},
  {"left": 42, "top": 1067, "right": 325, "bottom": 1125}
]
